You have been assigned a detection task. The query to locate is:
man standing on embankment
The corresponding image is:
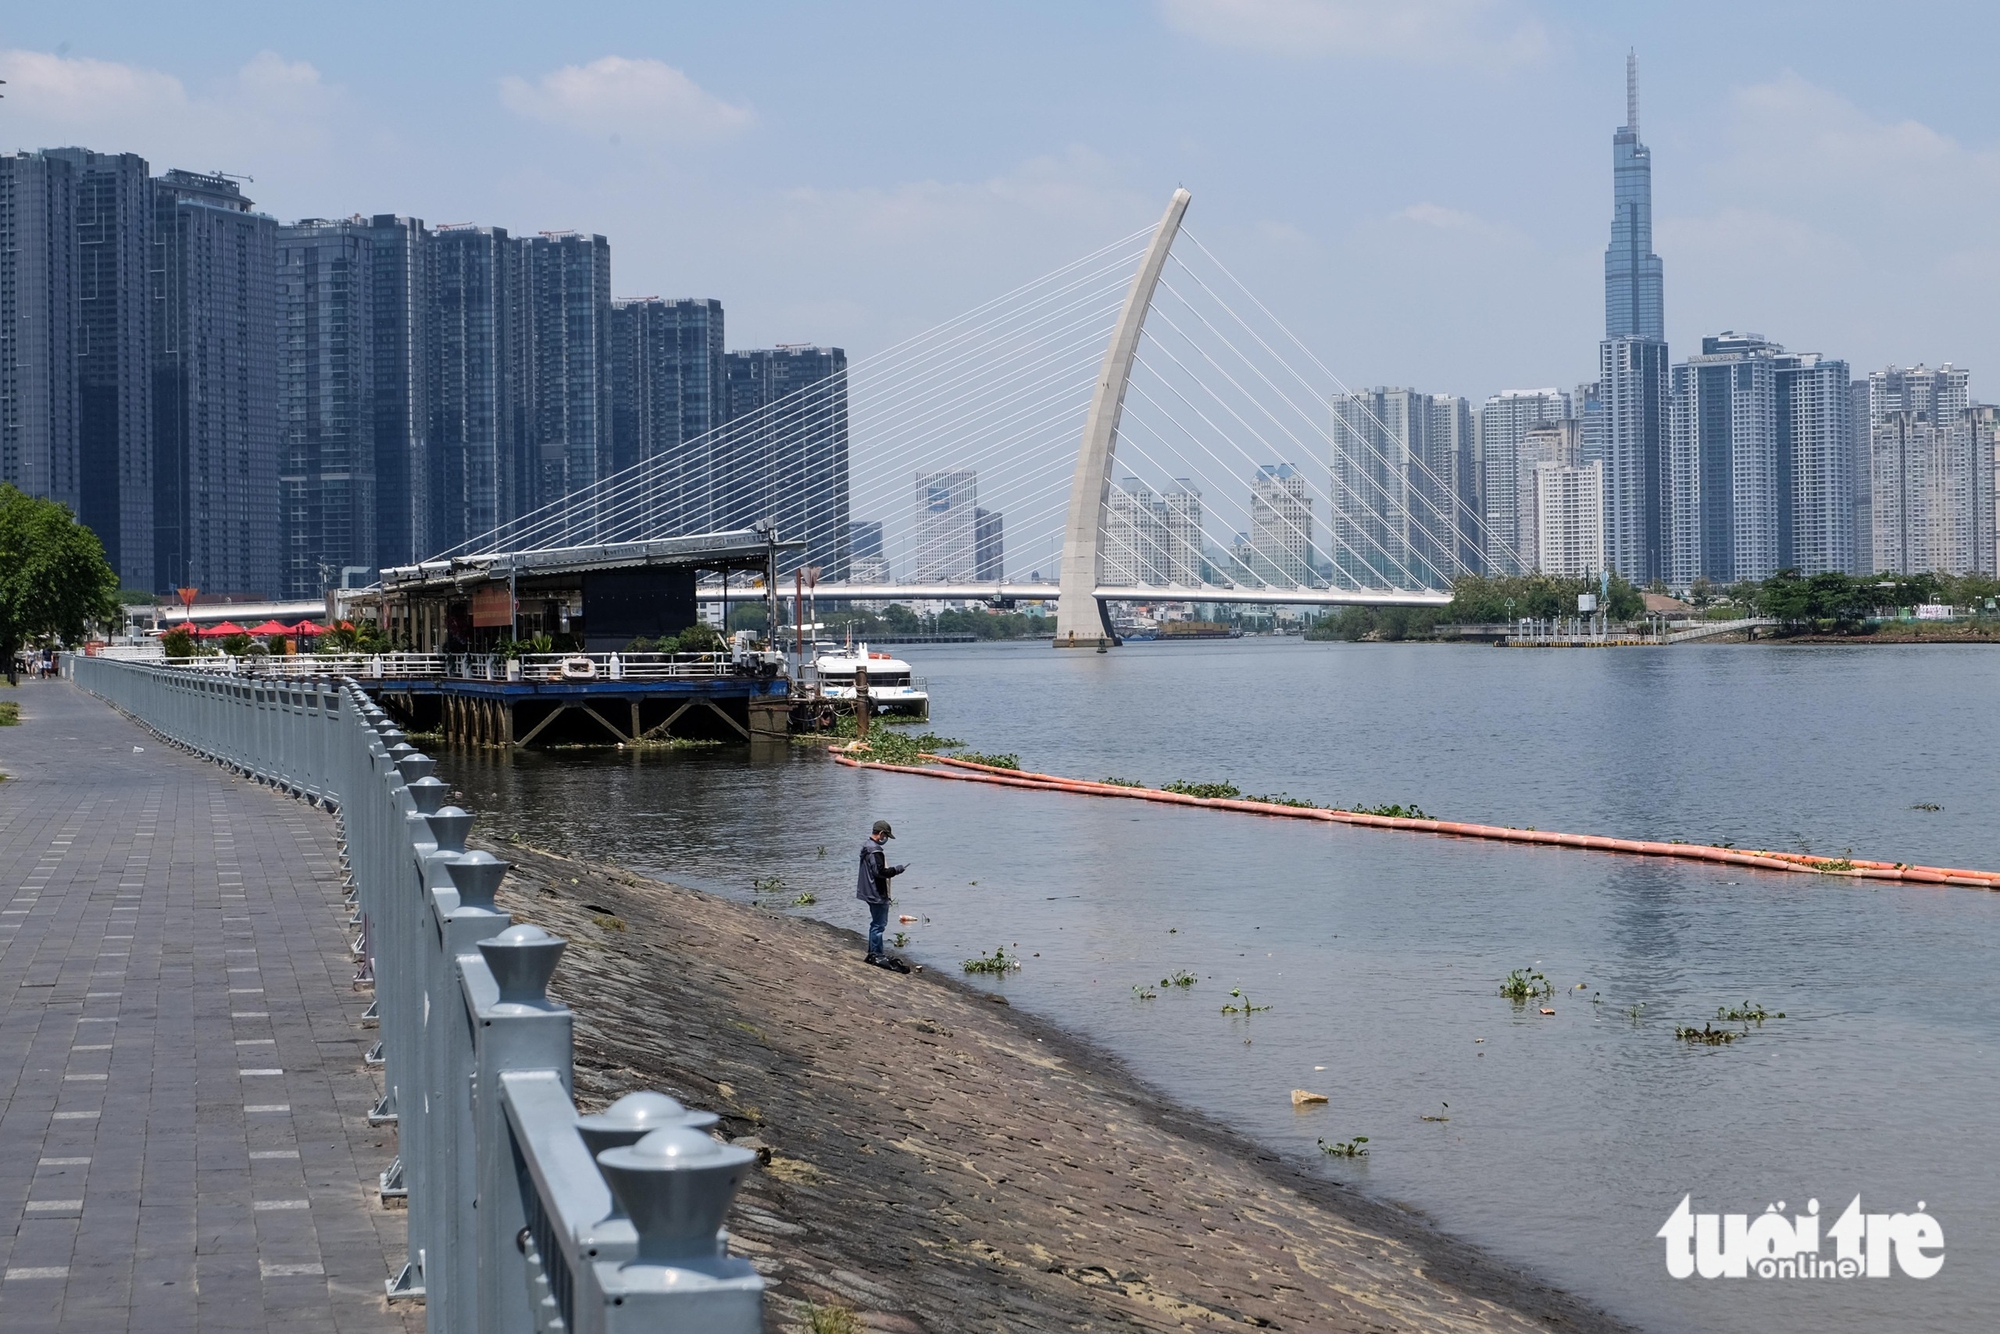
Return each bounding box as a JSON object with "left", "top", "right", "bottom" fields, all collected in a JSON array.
[{"left": 857, "top": 820, "right": 908, "bottom": 971}]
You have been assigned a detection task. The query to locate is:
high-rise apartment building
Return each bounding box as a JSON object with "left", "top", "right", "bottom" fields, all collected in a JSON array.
[
  {"left": 1476, "top": 388, "right": 1568, "bottom": 573},
  {"left": 1331, "top": 388, "right": 1471, "bottom": 587},
  {"left": 913, "top": 469, "right": 978, "bottom": 581},
  {"left": 1850, "top": 379, "right": 1872, "bottom": 572},
  {"left": 429, "top": 224, "right": 523, "bottom": 552},
  {"left": 974, "top": 508, "right": 1004, "bottom": 581},
  {"left": 524, "top": 232, "right": 612, "bottom": 511},
  {"left": 152, "top": 170, "right": 279, "bottom": 598},
  {"left": 1595, "top": 55, "right": 1671, "bottom": 584},
  {"left": 1669, "top": 333, "right": 1784, "bottom": 586},
  {"left": 720, "top": 346, "right": 851, "bottom": 577},
  {"left": 1517, "top": 419, "right": 1582, "bottom": 572},
  {"left": 607, "top": 297, "right": 725, "bottom": 537},
  {"left": 1669, "top": 334, "right": 1855, "bottom": 585},
  {"left": 46, "top": 149, "right": 154, "bottom": 590},
  {"left": 1784, "top": 353, "right": 1855, "bottom": 577},
  {"left": 1103, "top": 479, "right": 1167, "bottom": 587},
  {"left": 1864, "top": 368, "right": 1994, "bottom": 578},
  {"left": 1249, "top": 463, "right": 1312, "bottom": 586},
  {"left": 0, "top": 152, "right": 80, "bottom": 522},
  {"left": 363, "top": 215, "right": 433, "bottom": 570},
  {"left": 1536, "top": 460, "right": 1605, "bottom": 577},
  {"left": 847, "top": 519, "right": 887, "bottom": 582},
  {"left": 1870, "top": 407, "right": 1993, "bottom": 576},
  {"left": 277, "top": 219, "right": 376, "bottom": 598},
  {"left": 1163, "top": 481, "right": 1204, "bottom": 586}
]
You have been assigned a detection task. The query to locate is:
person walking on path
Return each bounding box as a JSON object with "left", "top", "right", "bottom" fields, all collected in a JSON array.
[{"left": 857, "top": 819, "right": 908, "bottom": 971}]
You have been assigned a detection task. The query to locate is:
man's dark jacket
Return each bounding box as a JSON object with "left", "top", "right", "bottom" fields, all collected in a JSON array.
[{"left": 856, "top": 838, "right": 903, "bottom": 904}]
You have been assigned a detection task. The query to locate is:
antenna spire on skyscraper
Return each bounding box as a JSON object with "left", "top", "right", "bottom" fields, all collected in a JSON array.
[{"left": 1626, "top": 50, "right": 1639, "bottom": 137}]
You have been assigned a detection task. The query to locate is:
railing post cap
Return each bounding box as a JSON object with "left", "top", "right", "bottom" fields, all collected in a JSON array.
[
  {"left": 406, "top": 776, "right": 450, "bottom": 815},
  {"left": 578, "top": 1092, "right": 720, "bottom": 1154},
  {"left": 445, "top": 849, "right": 510, "bottom": 909},
  {"left": 601, "top": 1125, "right": 745, "bottom": 1170},
  {"left": 425, "top": 805, "right": 474, "bottom": 852},
  {"left": 394, "top": 751, "right": 436, "bottom": 782},
  {"left": 477, "top": 923, "right": 566, "bottom": 1007}
]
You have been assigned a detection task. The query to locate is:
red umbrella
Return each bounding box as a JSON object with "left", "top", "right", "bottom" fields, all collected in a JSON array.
[
  {"left": 289, "top": 620, "right": 326, "bottom": 635},
  {"left": 198, "top": 620, "right": 248, "bottom": 639},
  {"left": 247, "top": 619, "right": 294, "bottom": 636}
]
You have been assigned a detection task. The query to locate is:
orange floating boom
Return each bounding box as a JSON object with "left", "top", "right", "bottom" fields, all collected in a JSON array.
[{"left": 830, "top": 747, "right": 2000, "bottom": 890}]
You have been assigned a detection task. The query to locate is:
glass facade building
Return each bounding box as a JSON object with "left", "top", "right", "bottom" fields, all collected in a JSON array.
[{"left": 151, "top": 170, "right": 279, "bottom": 598}]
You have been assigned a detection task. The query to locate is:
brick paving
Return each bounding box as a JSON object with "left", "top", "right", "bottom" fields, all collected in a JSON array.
[{"left": 0, "top": 680, "right": 417, "bottom": 1333}]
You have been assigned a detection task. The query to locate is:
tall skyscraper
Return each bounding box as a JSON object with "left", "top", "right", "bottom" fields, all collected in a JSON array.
[
  {"left": 720, "top": 346, "right": 851, "bottom": 577},
  {"left": 277, "top": 219, "right": 377, "bottom": 598},
  {"left": 913, "top": 468, "right": 978, "bottom": 581},
  {"left": 1595, "top": 54, "right": 1671, "bottom": 584},
  {"left": 524, "top": 232, "right": 612, "bottom": 511},
  {"left": 1475, "top": 388, "right": 1568, "bottom": 573},
  {"left": 363, "top": 215, "right": 433, "bottom": 570},
  {"left": 607, "top": 297, "right": 725, "bottom": 537},
  {"left": 1249, "top": 463, "right": 1312, "bottom": 586},
  {"left": 46, "top": 149, "right": 154, "bottom": 591},
  {"left": 430, "top": 224, "right": 523, "bottom": 552},
  {"left": 152, "top": 170, "right": 279, "bottom": 598},
  {"left": 0, "top": 152, "right": 80, "bottom": 521}
]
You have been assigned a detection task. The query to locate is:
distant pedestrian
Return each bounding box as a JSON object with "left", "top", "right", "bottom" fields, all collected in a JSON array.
[{"left": 856, "top": 819, "right": 908, "bottom": 971}]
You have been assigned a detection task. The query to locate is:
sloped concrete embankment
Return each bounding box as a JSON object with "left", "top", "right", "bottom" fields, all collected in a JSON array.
[{"left": 489, "top": 839, "right": 1632, "bottom": 1333}]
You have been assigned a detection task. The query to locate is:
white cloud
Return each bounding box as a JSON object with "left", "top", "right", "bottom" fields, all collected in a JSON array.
[
  {"left": 0, "top": 48, "right": 187, "bottom": 128},
  {"left": 1715, "top": 71, "right": 2000, "bottom": 203},
  {"left": 500, "top": 57, "right": 753, "bottom": 143},
  {"left": 1395, "top": 202, "right": 1486, "bottom": 231},
  {"left": 1157, "top": 0, "right": 1549, "bottom": 66},
  {"left": 0, "top": 48, "right": 342, "bottom": 175}
]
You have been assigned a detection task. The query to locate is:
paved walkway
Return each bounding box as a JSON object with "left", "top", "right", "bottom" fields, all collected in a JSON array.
[{"left": 0, "top": 680, "right": 415, "bottom": 1333}]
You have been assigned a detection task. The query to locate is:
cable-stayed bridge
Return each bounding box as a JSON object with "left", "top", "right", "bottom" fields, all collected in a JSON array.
[{"left": 420, "top": 190, "right": 1508, "bottom": 646}]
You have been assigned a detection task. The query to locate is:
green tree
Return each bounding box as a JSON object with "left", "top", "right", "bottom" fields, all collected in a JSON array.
[{"left": 0, "top": 485, "right": 120, "bottom": 682}]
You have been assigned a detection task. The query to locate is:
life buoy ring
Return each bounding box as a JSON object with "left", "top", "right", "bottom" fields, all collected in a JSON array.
[{"left": 559, "top": 655, "right": 597, "bottom": 680}]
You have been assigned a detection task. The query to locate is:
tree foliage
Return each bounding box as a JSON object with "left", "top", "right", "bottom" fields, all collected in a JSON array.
[
  {"left": 1445, "top": 573, "right": 1645, "bottom": 622},
  {"left": 0, "top": 484, "right": 120, "bottom": 671}
]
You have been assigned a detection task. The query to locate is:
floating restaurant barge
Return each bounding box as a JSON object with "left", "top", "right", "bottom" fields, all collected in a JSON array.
[{"left": 349, "top": 528, "right": 801, "bottom": 746}]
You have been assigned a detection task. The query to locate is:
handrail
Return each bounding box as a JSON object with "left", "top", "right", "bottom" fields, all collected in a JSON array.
[{"left": 65, "top": 655, "right": 762, "bottom": 1332}]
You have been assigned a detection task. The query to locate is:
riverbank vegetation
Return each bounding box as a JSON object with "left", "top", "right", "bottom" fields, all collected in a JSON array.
[
  {"left": 1306, "top": 574, "right": 1645, "bottom": 642},
  {"left": 1307, "top": 568, "right": 2000, "bottom": 642}
]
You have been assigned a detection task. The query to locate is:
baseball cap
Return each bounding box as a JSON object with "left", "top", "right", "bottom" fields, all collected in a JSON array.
[{"left": 872, "top": 820, "right": 894, "bottom": 838}]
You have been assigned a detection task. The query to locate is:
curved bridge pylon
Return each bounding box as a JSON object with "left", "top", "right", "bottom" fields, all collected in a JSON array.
[{"left": 1053, "top": 188, "right": 1192, "bottom": 649}]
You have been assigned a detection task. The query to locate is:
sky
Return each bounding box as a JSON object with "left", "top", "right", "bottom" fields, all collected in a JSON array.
[{"left": 5, "top": 0, "right": 1998, "bottom": 405}]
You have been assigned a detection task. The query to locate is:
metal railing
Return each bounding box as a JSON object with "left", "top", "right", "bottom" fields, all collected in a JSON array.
[
  {"left": 446, "top": 652, "right": 738, "bottom": 683},
  {"left": 149, "top": 652, "right": 449, "bottom": 679},
  {"left": 68, "top": 656, "right": 763, "bottom": 1333}
]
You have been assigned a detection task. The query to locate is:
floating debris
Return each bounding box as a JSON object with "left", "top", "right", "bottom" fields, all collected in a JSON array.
[
  {"left": 1317, "top": 1136, "right": 1369, "bottom": 1158},
  {"left": 963, "top": 947, "right": 1022, "bottom": 976},
  {"left": 1500, "top": 968, "right": 1554, "bottom": 1002},
  {"left": 1291, "top": 1089, "right": 1329, "bottom": 1106}
]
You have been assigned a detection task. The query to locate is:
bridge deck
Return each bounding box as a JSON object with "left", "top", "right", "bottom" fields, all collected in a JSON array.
[{"left": 0, "top": 682, "right": 412, "bottom": 1333}]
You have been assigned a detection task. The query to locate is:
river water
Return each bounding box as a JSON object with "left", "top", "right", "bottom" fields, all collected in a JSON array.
[{"left": 446, "top": 639, "right": 2000, "bottom": 1333}]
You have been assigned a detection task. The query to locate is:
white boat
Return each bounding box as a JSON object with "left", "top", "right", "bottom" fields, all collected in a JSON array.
[{"left": 811, "top": 642, "right": 929, "bottom": 718}]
